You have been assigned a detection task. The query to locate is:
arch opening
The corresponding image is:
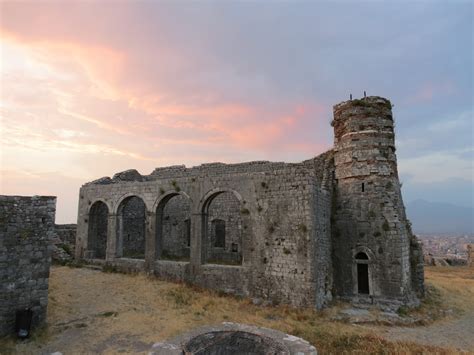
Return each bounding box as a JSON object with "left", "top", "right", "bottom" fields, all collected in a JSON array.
[
  {"left": 87, "top": 201, "right": 108, "bottom": 259},
  {"left": 202, "top": 191, "right": 242, "bottom": 265},
  {"left": 116, "top": 196, "right": 146, "bottom": 259},
  {"left": 156, "top": 193, "right": 191, "bottom": 261},
  {"left": 355, "top": 251, "right": 370, "bottom": 295},
  {"left": 355, "top": 252, "right": 369, "bottom": 260}
]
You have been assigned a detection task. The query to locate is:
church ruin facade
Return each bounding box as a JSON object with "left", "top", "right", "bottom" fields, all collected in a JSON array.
[{"left": 75, "top": 96, "right": 424, "bottom": 309}]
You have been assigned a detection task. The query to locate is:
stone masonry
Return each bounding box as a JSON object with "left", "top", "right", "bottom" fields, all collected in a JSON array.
[
  {"left": 51, "top": 224, "right": 77, "bottom": 263},
  {"left": 75, "top": 96, "right": 424, "bottom": 310},
  {"left": 0, "top": 195, "right": 56, "bottom": 337}
]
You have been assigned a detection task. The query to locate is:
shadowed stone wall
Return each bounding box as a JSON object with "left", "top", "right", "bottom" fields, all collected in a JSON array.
[
  {"left": 76, "top": 161, "right": 330, "bottom": 308},
  {"left": 88, "top": 202, "right": 108, "bottom": 259},
  {"left": 0, "top": 195, "right": 56, "bottom": 337},
  {"left": 206, "top": 191, "right": 242, "bottom": 265},
  {"left": 52, "top": 224, "right": 77, "bottom": 262},
  {"left": 161, "top": 194, "right": 191, "bottom": 260},
  {"left": 120, "top": 196, "right": 146, "bottom": 259}
]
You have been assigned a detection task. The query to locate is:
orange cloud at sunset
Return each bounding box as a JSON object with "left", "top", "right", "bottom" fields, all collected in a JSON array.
[{"left": 0, "top": 9, "right": 332, "bottom": 223}]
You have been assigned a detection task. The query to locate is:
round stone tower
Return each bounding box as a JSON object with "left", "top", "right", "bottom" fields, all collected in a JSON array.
[{"left": 331, "top": 96, "right": 421, "bottom": 307}]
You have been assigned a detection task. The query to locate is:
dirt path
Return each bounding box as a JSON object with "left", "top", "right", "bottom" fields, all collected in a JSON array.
[
  {"left": 376, "top": 312, "right": 474, "bottom": 352},
  {"left": 373, "top": 266, "right": 474, "bottom": 353}
]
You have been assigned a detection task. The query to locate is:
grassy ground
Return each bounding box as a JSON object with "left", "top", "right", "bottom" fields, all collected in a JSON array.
[{"left": 0, "top": 266, "right": 472, "bottom": 354}]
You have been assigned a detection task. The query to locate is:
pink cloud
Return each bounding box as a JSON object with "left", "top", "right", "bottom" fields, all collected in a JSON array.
[
  {"left": 409, "top": 81, "right": 456, "bottom": 104},
  {"left": 0, "top": 7, "right": 333, "bottom": 223}
]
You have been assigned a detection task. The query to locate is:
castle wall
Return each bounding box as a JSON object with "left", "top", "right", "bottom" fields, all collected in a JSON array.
[
  {"left": 75, "top": 160, "right": 332, "bottom": 308},
  {"left": 331, "top": 97, "right": 420, "bottom": 306},
  {"left": 0, "top": 195, "right": 56, "bottom": 337},
  {"left": 75, "top": 96, "right": 422, "bottom": 310}
]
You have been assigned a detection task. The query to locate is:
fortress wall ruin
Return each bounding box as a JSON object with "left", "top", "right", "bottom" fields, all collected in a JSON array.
[
  {"left": 75, "top": 96, "right": 423, "bottom": 309},
  {"left": 76, "top": 159, "right": 333, "bottom": 307},
  {"left": 0, "top": 195, "right": 56, "bottom": 336}
]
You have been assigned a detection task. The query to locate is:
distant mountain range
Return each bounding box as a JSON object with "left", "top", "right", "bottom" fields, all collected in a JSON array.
[{"left": 405, "top": 199, "right": 473, "bottom": 235}]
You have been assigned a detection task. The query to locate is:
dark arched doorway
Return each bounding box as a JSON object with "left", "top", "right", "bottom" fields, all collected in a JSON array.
[
  {"left": 355, "top": 252, "right": 369, "bottom": 294},
  {"left": 87, "top": 201, "right": 108, "bottom": 259}
]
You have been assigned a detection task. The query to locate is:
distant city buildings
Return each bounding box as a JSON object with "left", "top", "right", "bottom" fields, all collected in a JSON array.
[{"left": 419, "top": 234, "right": 474, "bottom": 260}]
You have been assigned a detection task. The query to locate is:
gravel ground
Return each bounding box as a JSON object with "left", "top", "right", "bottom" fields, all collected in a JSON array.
[{"left": 380, "top": 312, "right": 474, "bottom": 352}]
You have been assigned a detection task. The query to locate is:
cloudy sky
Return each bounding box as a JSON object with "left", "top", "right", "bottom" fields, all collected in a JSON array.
[{"left": 0, "top": 1, "right": 472, "bottom": 223}]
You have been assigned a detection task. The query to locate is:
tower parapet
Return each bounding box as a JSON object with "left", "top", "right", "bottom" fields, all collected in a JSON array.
[{"left": 331, "top": 96, "right": 421, "bottom": 307}]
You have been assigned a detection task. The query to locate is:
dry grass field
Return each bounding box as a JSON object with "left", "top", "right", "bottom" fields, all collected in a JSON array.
[{"left": 0, "top": 265, "right": 473, "bottom": 354}]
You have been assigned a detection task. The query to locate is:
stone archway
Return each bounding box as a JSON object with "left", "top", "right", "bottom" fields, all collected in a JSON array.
[
  {"left": 87, "top": 201, "right": 108, "bottom": 259},
  {"left": 116, "top": 195, "right": 146, "bottom": 259},
  {"left": 201, "top": 189, "right": 243, "bottom": 265},
  {"left": 155, "top": 192, "right": 192, "bottom": 261}
]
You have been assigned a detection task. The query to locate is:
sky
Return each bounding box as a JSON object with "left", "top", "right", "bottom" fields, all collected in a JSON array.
[{"left": 0, "top": 1, "right": 472, "bottom": 224}]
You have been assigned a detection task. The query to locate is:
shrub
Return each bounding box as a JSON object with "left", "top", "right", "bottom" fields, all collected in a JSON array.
[
  {"left": 167, "top": 287, "right": 194, "bottom": 307},
  {"left": 351, "top": 99, "right": 370, "bottom": 107},
  {"left": 60, "top": 243, "right": 71, "bottom": 255}
]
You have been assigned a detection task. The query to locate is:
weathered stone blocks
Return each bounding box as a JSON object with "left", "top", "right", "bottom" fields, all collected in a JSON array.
[
  {"left": 0, "top": 195, "right": 56, "bottom": 337},
  {"left": 75, "top": 96, "right": 423, "bottom": 310}
]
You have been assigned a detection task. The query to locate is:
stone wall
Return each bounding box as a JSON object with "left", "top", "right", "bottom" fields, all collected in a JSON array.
[
  {"left": 119, "top": 196, "right": 146, "bottom": 259},
  {"left": 52, "top": 224, "right": 76, "bottom": 262},
  {"left": 87, "top": 202, "right": 108, "bottom": 259},
  {"left": 76, "top": 158, "right": 331, "bottom": 308},
  {"left": 75, "top": 96, "right": 422, "bottom": 310},
  {"left": 409, "top": 235, "right": 425, "bottom": 297},
  {"left": 0, "top": 195, "right": 56, "bottom": 337},
  {"left": 161, "top": 194, "right": 191, "bottom": 260},
  {"left": 206, "top": 191, "right": 242, "bottom": 264}
]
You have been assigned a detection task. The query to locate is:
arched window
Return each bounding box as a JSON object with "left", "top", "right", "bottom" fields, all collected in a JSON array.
[
  {"left": 201, "top": 190, "right": 242, "bottom": 265},
  {"left": 87, "top": 201, "right": 108, "bottom": 259},
  {"left": 116, "top": 196, "right": 146, "bottom": 259},
  {"left": 156, "top": 193, "right": 191, "bottom": 261},
  {"left": 184, "top": 219, "right": 191, "bottom": 247}
]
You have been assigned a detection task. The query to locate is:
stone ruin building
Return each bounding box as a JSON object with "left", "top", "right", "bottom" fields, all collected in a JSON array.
[
  {"left": 75, "top": 96, "right": 424, "bottom": 310},
  {"left": 0, "top": 195, "right": 56, "bottom": 336}
]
